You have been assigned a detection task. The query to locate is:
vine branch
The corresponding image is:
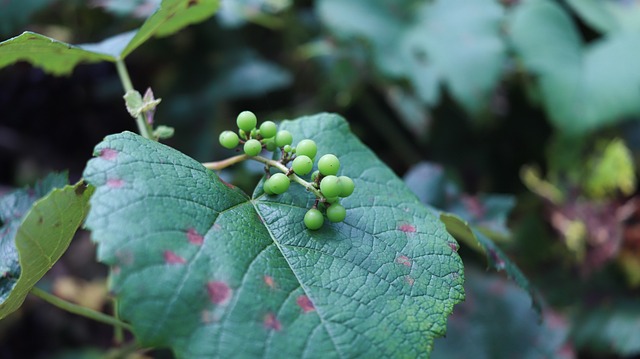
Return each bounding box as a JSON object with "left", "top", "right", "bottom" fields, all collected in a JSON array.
[{"left": 115, "top": 59, "right": 153, "bottom": 140}]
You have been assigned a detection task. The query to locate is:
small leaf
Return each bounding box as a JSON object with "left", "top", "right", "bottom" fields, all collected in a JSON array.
[
  {"left": 0, "top": 180, "right": 93, "bottom": 319},
  {"left": 440, "top": 213, "right": 542, "bottom": 314},
  {"left": 0, "top": 32, "right": 118, "bottom": 75},
  {"left": 83, "top": 114, "right": 465, "bottom": 358},
  {"left": 584, "top": 138, "right": 636, "bottom": 199},
  {"left": 123, "top": 90, "right": 144, "bottom": 118},
  {"left": 120, "top": 0, "right": 220, "bottom": 58},
  {"left": 153, "top": 125, "right": 175, "bottom": 140}
]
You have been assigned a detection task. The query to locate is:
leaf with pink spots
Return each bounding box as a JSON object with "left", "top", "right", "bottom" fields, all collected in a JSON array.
[{"left": 82, "top": 114, "right": 465, "bottom": 358}]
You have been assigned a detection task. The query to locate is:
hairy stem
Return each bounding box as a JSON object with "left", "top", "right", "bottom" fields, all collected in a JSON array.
[
  {"left": 30, "top": 287, "right": 133, "bottom": 331},
  {"left": 203, "top": 155, "right": 322, "bottom": 197},
  {"left": 115, "top": 59, "right": 152, "bottom": 140}
]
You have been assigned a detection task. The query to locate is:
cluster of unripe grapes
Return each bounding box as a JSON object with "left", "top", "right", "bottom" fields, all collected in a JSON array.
[{"left": 218, "top": 111, "right": 355, "bottom": 230}]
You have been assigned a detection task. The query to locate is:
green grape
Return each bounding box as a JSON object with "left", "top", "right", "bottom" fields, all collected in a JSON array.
[
  {"left": 268, "top": 173, "right": 290, "bottom": 194},
  {"left": 219, "top": 131, "right": 239, "bottom": 149},
  {"left": 237, "top": 111, "right": 257, "bottom": 132},
  {"left": 311, "top": 170, "right": 320, "bottom": 181},
  {"left": 304, "top": 208, "right": 324, "bottom": 230},
  {"left": 320, "top": 175, "right": 341, "bottom": 198},
  {"left": 338, "top": 176, "right": 355, "bottom": 197},
  {"left": 318, "top": 154, "right": 340, "bottom": 176},
  {"left": 238, "top": 129, "right": 247, "bottom": 140},
  {"left": 283, "top": 145, "right": 292, "bottom": 153},
  {"left": 263, "top": 179, "right": 274, "bottom": 195},
  {"left": 326, "top": 203, "right": 346, "bottom": 223},
  {"left": 250, "top": 128, "right": 258, "bottom": 138},
  {"left": 259, "top": 121, "right": 277, "bottom": 138},
  {"left": 292, "top": 155, "right": 313, "bottom": 175},
  {"left": 243, "top": 139, "right": 262, "bottom": 156},
  {"left": 295, "top": 139, "right": 317, "bottom": 159},
  {"left": 275, "top": 130, "right": 293, "bottom": 147},
  {"left": 264, "top": 138, "right": 277, "bottom": 151},
  {"left": 325, "top": 196, "right": 339, "bottom": 203}
]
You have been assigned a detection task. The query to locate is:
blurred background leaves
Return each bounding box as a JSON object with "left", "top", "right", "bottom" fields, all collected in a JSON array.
[{"left": 1, "top": 0, "right": 640, "bottom": 357}]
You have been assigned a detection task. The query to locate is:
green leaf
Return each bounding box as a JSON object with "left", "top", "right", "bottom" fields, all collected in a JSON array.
[
  {"left": 0, "top": 179, "right": 93, "bottom": 319},
  {"left": 0, "top": 32, "right": 119, "bottom": 75},
  {"left": 510, "top": 0, "right": 640, "bottom": 134},
  {"left": 0, "top": 0, "right": 219, "bottom": 75},
  {"left": 584, "top": 138, "right": 636, "bottom": 198},
  {"left": 432, "top": 267, "right": 569, "bottom": 359},
  {"left": 440, "top": 214, "right": 541, "bottom": 314},
  {"left": 1, "top": 173, "right": 67, "bottom": 303},
  {"left": 566, "top": 0, "right": 640, "bottom": 34},
  {"left": 120, "top": 0, "right": 220, "bottom": 58},
  {"left": 401, "top": 0, "right": 506, "bottom": 114},
  {"left": 316, "top": 0, "right": 415, "bottom": 77},
  {"left": 83, "top": 114, "right": 465, "bottom": 358},
  {"left": 573, "top": 299, "right": 640, "bottom": 356}
]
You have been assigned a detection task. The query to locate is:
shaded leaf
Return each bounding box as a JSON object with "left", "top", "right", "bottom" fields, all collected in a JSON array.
[
  {"left": 572, "top": 299, "right": 640, "bottom": 356},
  {"left": 432, "top": 267, "right": 571, "bottom": 359},
  {"left": 401, "top": 0, "right": 506, "bottom": 114},
  {"left": 83, "top": 114, "right": 465, "bottom": 358},
  {"left": 0, "top": 0, "right": 55, "bottom": 37},
  {"left": 0, "top": 32, "right": 119, "bottom": 75},
  {"left": 0, "top": 173, "right": 67, "bottom": 304},
  {"left": 566, "top": 0, "right": 640, "bottom": 34},
  {"left": 440, "top": 214, "right": 541, "bottom": 313},
  {"left": 510, "top": 0, "right": 640, "bottom": 134},
  {"left": 0, "top": 180, "right": 94, "bottom": 319},
  {"left": 120, "top": 0, "right": 220, "bottom": 58}
]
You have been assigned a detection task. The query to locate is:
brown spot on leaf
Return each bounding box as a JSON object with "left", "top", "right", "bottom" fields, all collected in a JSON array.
[
  {"left": 404, "top": 275, "right": 415, "bottom": 286},
  {"left": 296, "top": 295, "right": 315, "bottom": 313},
  {"left": 106, "top": 178, "right": 124, "bottom": 188},
  {"left": 264, "top": 313, "right": 281, "bottom": 331},
  {"left": 38, "top": 216, "right": 43, "bottom": 224},
  {"left": 263, "top": 275, "right": 275, "bottom": 289},
  {"left": 187, "top": 228, "right": 204, "bottom": 245},
  {"left": 74, "top": 181, "right": 88, "bottom": 196},
  {"left": 99, "top": 148, "right": 118, "bottom": 160},
  {"left": 207, "top": 281, "right": 231, "bottom": 305},
  {"left": 187, "top": 0, "right": 198, "bottom": 7},
  {"left": 399, "top": 224, "right": 416, "bottom": 233},
  {"left": 396, "top": 255, "right": 412, "bottom": 267},
  {"left": 164, "top": 250, "right": 186, "bottom": 264}
]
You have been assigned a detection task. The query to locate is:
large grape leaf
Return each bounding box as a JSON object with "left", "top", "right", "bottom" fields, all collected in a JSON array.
[
  {"left": 509, "top": 0, "right": 640, "bottom": 134},
  {"left": 0, "top": 0, "right": 218, "bottom": 75},
  {"left": 83, "top": 113, "right": 465, "bottom": 358},
  {"left": 0, "top": 178, "right": 93, "bottom": 319}
]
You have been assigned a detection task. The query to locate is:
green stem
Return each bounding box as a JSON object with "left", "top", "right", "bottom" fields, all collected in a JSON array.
[
  {"left": 203, "top": 155, "right": 322, "bottom": 198},
  {"left": 115, "top": 59, "right": 153, "bottom": 140},
  {"left": 30, "top": 287, "right": 133, "bottom": 332}
]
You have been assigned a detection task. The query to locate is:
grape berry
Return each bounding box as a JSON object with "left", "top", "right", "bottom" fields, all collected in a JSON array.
[{"left": 217, "top": 110, "right": 356, "bottom": 230}]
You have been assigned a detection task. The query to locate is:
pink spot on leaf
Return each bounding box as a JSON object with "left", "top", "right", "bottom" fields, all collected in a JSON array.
[
  {"left": 100, "top": 148, "right": 118, "bottom": 160},
  {"left": 264, "top": 275, "right": 276, "bottom": 289},
  {"left": 107, "top": 178, "right": 124, "bottom": 188},
  {"left": 449, "top": 242, "right": 459, "bottom": 252},
  {"left": 399, "top": 224, "right": 416, "bottom": 233},
  {"left": 296, "top": 295, "right": 315, "bottom": 313},
  {"left": 264, "top": 313, "right": 282, "bottom": 331},
  {"left": 164, "top": 250, "right": 186, "bottom": 264},
  {"left": 187, "top": 228, "right": 204, "bottom": 245},
  {"left": 404, "top": 275, "right": 415, "bottom": 286},
  {"left": 221, "top": 179, "right": 235, "bottom": 189},
  {"left": 207, "top": 281, "right": 232, "bottom": 305},
  {"left": 396, "top": 255, "right": 412, "bottom": 267}
]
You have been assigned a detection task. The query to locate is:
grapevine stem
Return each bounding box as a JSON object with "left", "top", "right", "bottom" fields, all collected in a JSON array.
[
  {"left": 203, "top": 155, "right": 322, "bottom": 198},
  {"left": 30, "top": 287, "right": 133, "bottom": 331},
  {"left": 115, "top": 59, "right": 153, "bottom": 140}
]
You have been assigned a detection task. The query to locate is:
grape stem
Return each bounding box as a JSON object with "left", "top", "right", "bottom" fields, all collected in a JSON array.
[{"left": 202, "top": 155, "right": 322, "bottom": 198}]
